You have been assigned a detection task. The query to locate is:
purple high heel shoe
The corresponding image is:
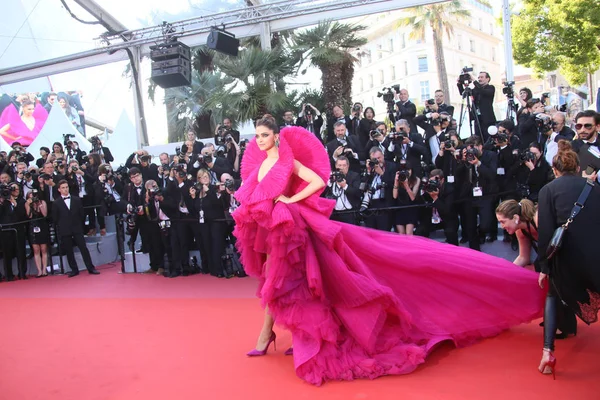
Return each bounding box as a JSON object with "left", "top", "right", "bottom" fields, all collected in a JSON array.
[
  {"left": 246, "top": 332, "right": 277, "bottom": 357},
  {"left": 284, "top": 347, "right": 293, "bottom": 356}
]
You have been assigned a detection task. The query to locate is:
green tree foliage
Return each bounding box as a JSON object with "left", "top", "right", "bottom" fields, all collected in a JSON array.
[{"left": 512, "top": 0, "right": 600, "bottom": 85}]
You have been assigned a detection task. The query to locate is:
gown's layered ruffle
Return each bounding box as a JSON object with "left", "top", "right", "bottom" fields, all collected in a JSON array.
[{"left": 233, "top": 127, "right": 545, "bottom": 386}]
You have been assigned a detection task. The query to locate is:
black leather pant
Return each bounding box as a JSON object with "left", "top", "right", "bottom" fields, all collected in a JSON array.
[{"left": 543, "top": 285, "right": 577, "bottom": 351}]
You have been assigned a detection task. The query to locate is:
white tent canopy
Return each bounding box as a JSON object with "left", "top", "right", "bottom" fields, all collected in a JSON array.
[{"left": 102, "top": 109, "right": 137, "bottom": 166}]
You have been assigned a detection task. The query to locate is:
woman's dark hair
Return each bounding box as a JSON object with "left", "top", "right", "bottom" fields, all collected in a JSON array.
[
  {"left": 256, "top": 114, "right": 279, "bottom": 133},
  {"left": 363, "top": 107, "right": 375, "bottom": 119},
  {"left": 519, "top": 87, "right": 533, "bottom": 101},
  {"left": 40, "top": 146, "right": 50, "bottom": 154},
  {"left": 529, "top": 142, "right": 542, "bottom": 152},
  {"left": 88, "top": 153, "right": 102, "bottom": 166},
  {"left": 552, "top": 140, "right": 579, "bottom": 174},
  {"left": 52, "top": 142, "right": 64, "bottom": 152},
  {"left": 7, "top": 150, "right": 18, "bottom": 161}
]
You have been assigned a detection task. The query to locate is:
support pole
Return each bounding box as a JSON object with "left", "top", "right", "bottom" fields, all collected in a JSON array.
[
  {"left": 502, "top": 0, "right": 514, "bottom": 83},
  {"left": 129, "top": 46, "right": 149, "bottom": 147},
  {"left": 260, "top": 22, "right": 272, "bottom": 51}
]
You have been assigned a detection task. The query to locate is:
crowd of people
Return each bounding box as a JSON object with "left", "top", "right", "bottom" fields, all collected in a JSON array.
[{"left": 1, "top": 75, "right": 599, "bottom": 283}]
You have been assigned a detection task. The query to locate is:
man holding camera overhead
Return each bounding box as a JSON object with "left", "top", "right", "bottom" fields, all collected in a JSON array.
[
  {"left": 89, "top": 136, "right": 114, "bottom": 164},
  {"left": 296, "top": 103, "right": 324, "bottom": 142},
  {"left": 125, "top": 150, "right": 159, "bottom": 182}
]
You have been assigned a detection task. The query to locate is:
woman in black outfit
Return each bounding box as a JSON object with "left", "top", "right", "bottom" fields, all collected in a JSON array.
[
  {"left": 83, "top": 153, "right": 105, "bottom": 235},
  {"left": 189, "top": 169, "right": 229, "bottom": 277},
  {"left": 508, "top": 142, "right": 553, "bottom": 202},
  {"left": 392, "top": 161, "right": 421, "bottom": 235},
  {"left": 536, "top": 140, "right": 600, "bottom": 378},
  {"left": 358, "top": 107, "right": 377, "bottom": 149},
  {"left": 24, "top": 190, "right": 50, "bottom": 277}
]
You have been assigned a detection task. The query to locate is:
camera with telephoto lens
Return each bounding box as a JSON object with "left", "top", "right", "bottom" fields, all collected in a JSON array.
[
  {"left": 465, "top": 147, "right": 480, "bottom": 162},
  {"left": 535, "top": 114, "right": 553, "bottom": 133},
  {"left": 443, "top": 139, "right": 454, "bottom": 150},
  {"left": 426, "top": 99, "right": 435, "bottom": 106},
  {"left": 377, "top": 88, "right": 395, "bottom": 103},
  {"left": 459, "top": 66, "right": 473, "bottom": 84},
  {"left": 330, "top": 170, "right": 346, "bottom": 184},
  {"left": 367, "top": 158, "right": 379, "bottom": 169},
  {"left": 492, "top": 132, "right": 509, "bottom": 144},
  {"left": 175, "top": 164, "right": 187, "bottom": 178},
  {"left": 71, "top": 166, "right": 78, "bottom": 172},
  {"left": 502, "top": 81, "right": 515, "bottom": 98},
  {"left": 193, "top": 181, "right": 206, "bottom": 192},
  {"left": 148, "top": 184, "right": 161, "bottom": 199},
  {"left": 199, "top": 153, "right": 214, "bottom": 165},
  {"left": 352, "top": 104, "right": 362, "bottom": 113},
  {"left": 63, "top": 133, "right": 75, "bottom": 146},
  {"left": 224, "top": 178, "right": 235, "bottom": 191},
  {"left": 425, "top": 179, "right": 441, "bottom": 193},
  {"left": 0, "top": 183, "right": 11, "bottom": 198},
  {"left": 519, "top": 150, "right": 536, "bottom": 163},
  {"left": 389, "top": 129, "right": 407, "bottom": 143},
  {"left": 369, "top": 129, "right": 384, "bottom": 139},
  {"left": 304, "top": 104, "right": 312, "bottom": 116},
  {"left": 31, "top": 189, "right": 40, "bottom": 203},
  {"left": 24, "top": 171, "right": 32, "bottom": 180}
]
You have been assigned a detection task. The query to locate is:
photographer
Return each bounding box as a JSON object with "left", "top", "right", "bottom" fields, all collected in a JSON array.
[
  {"left": 388, "top": 119, "right": 428, "bottom": 178},
  {"left": 326, "top": 121, "right": 361, "bottom": 172},
  {"left": 24, "top": 189, "right": 50, "bottom": 277},
  {"left": 51, "top": 142, "right": 65, "bottom": 161},
  {"left": 11, "top": 162, "right": 28, "bottom": 198},
  {"left": 326, "top": 105, "right": 353, "bottom": 143},
  {"left": 296, "top": 103, "right": 324, "bottom": 142},
  {"left": 123, "top": 168, "right": 150, "bottom": 255},
  {"left": 81, "top": 153, "right": 106, "bottom": 236},
  {"left": 140, "top": 180, "right": 169, "bottom": 276},
  {"left": 416, "top": 169, "right": 459, "bottom": 245},
  {"left": 361, "top": 148, "right": 397, "bottom": 231},
  {"left": 392, "top": 89, "right": 417, "bottom": 133},
  {"left": 516, "top": 98, "right": 544, "bottom": 150},
  {"left": 484, "top": 119, "right": 521, "bottom": 151},
  {"left": 414, "top": 111, "right": 451, "bottom": 165},
  {"left": 190, "top": 169, "right": 229, "bottom": 277},
  {"left": 324, "top": 156, "right": 361, "bottom": 225},
  {"left": 157, "top": 152, "right": 172, "bottom": 188},
  {"left": 392, "top": 160, "right": 421, "bottom": 235},
  {"left": 355, "top": 107, "right": 376, "bottom": 149},
  {"left": 125, "top": 150, "right": 159, "bottom": 182},
  {"left": 457, "top": 70, "right": 497, "bottom": 141},
  {"left": 163, "top": 164, "right": 195, "bottom": 277},
  {"left": 97, "top": 163, "right": 124, "bottom": 215},
  {"left": 517, "top": 87, "right": 533, "bottom": 110},
  {"left": 364, "top": 122, "right": 394, "bottom": 162},
  {"left": 11, "top": 142, "right": 34, "bottom": 166},
  {"left": 430, "top": 90, "right": 454, "bottom": 117},
  {"left": 0, "top": 183, "right": 27, "bottom": 281},
  {"left": 455, "top": 135, "right": 498, "bottom": 249},
  {"left": 349, "top": 102, "right": 363, "bottom": 138},
  {"left": 89, "top": 136, "right": 114, "bottom": 164},
  {"left": 36, "top": 146, "right": 51, "bottom": 169},
  {"left": 434, "top": 131, "right": 461, "bottom": 191},
  {"left": 281, "top": 110, "right": 295, "bottom": 128},
  {"left": 193, "top": 143, "right": 234, "bottom": 182},
  {"left": 186, "top": 130, "right": 205, "bottom": 155},
  {"left": 507, "top": 147, "right": 553, "bottom": 202},
  {"left": 215, "top": 118, "right": 240, "bottom": 144}
]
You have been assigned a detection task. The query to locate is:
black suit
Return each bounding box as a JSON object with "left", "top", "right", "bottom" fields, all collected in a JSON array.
[
  {"left": 364, "top": 137, "right": 395, "bottom": 162},
  {"left": 52, "top": 196, "right": 95, "bottom": 273},
  {"left": 325, "top": 170, "right": 361, "bottom": 225},
  {"left": 392, "top": 101, "right": 418, "bottom": 133},
  {"left": 390, "top": 133, "right": 428, "bottom": 177},
  {"left": 458, "top": 82, "right": 496, "bottom": 141},
  {"left": 0, "top": 197, "right": 27, "bottom": 279},
  {"left": 363, "top": 161, "right": 397, "bottom": 231},
  {"left": 572, "top": 137, "right": 600, "bottom": 174},
  {"left": 417, "top": 184, "right": 459, "bottom": 245},
  {"left": 90, "top": 146, "right": 114, "bottom": 164},
  {"left": 326, "top": 136, "right": 362, "bottom": 173},
  {"left": 164, "top": 180, "right": 196, "bottom": 274},
  {"left": 296, "top": 115, "right": 324, "bottom": 143}
]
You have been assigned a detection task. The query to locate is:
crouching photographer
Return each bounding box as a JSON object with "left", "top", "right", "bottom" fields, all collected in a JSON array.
[
  {"left": 360, "top": 148, "right": 396, "bottom": 231},
  {"left": 190, "top": 169, "right": 230, "bottom": 278},
  {"left": 323, "top": 156, "right": 361, "bottom": 225},
  {"left": 416, "top": 169, "right": 459, "bottom": 245}
]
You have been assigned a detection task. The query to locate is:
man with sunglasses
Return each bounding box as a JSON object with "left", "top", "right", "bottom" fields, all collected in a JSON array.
[{"left": 572, "top": 110, "right": 600, "bottom": 181}]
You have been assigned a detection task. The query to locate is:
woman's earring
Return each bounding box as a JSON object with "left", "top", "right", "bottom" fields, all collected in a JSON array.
[{"left": 275, "top": 138, "right": 280, "bottom": 148}]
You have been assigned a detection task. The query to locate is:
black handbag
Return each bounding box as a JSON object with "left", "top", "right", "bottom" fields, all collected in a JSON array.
[{"left": 546, "top": 179, "right": 595, "bottom": 259}]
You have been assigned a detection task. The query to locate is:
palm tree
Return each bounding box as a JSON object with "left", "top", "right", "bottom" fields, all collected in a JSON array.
[
  {"left": 397, "top": 0, "right": 471, "bottom": 103},
  {"left": 292, "top": 21, "right": 367, "bottom": 114}
]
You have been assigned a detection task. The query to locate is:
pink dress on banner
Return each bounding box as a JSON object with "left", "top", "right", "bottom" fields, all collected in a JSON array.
[{"left": 233, "top": 126, "right": 545, "bottom": 386}]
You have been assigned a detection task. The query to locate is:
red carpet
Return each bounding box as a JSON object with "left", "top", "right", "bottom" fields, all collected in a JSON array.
[{"left": 1, "top": 263, "right": 599, "bottom": 400}]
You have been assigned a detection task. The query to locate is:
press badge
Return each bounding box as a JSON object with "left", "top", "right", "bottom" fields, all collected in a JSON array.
[
  {"left": 199, "top": 209, "right": 205, "bottom": 224},
  {"left": 33, "top": 226, "right": 41, "bottom": 234},
  {"left": 473, "top": 187, "right": 483, "bottom": 197},
  {"left": 447, "top": 175, "right": 455, "bottom": 183},
  {"left": 497, "top": 168, "right": 505, "bottom": 175}
]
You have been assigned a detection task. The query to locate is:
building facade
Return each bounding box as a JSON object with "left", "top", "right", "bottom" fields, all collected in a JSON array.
[{"left": 352, "top": 0, "right": 504, "bottom": 124}]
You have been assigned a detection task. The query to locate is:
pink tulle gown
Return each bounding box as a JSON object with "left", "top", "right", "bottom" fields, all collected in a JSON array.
[{"left": 233, "top": 126, "right": 545, "bottom": 386}]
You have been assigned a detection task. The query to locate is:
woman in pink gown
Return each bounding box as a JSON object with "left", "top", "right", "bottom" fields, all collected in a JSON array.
[{"left": 233, "top": 115, "right": 545, "bottom": 386}]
